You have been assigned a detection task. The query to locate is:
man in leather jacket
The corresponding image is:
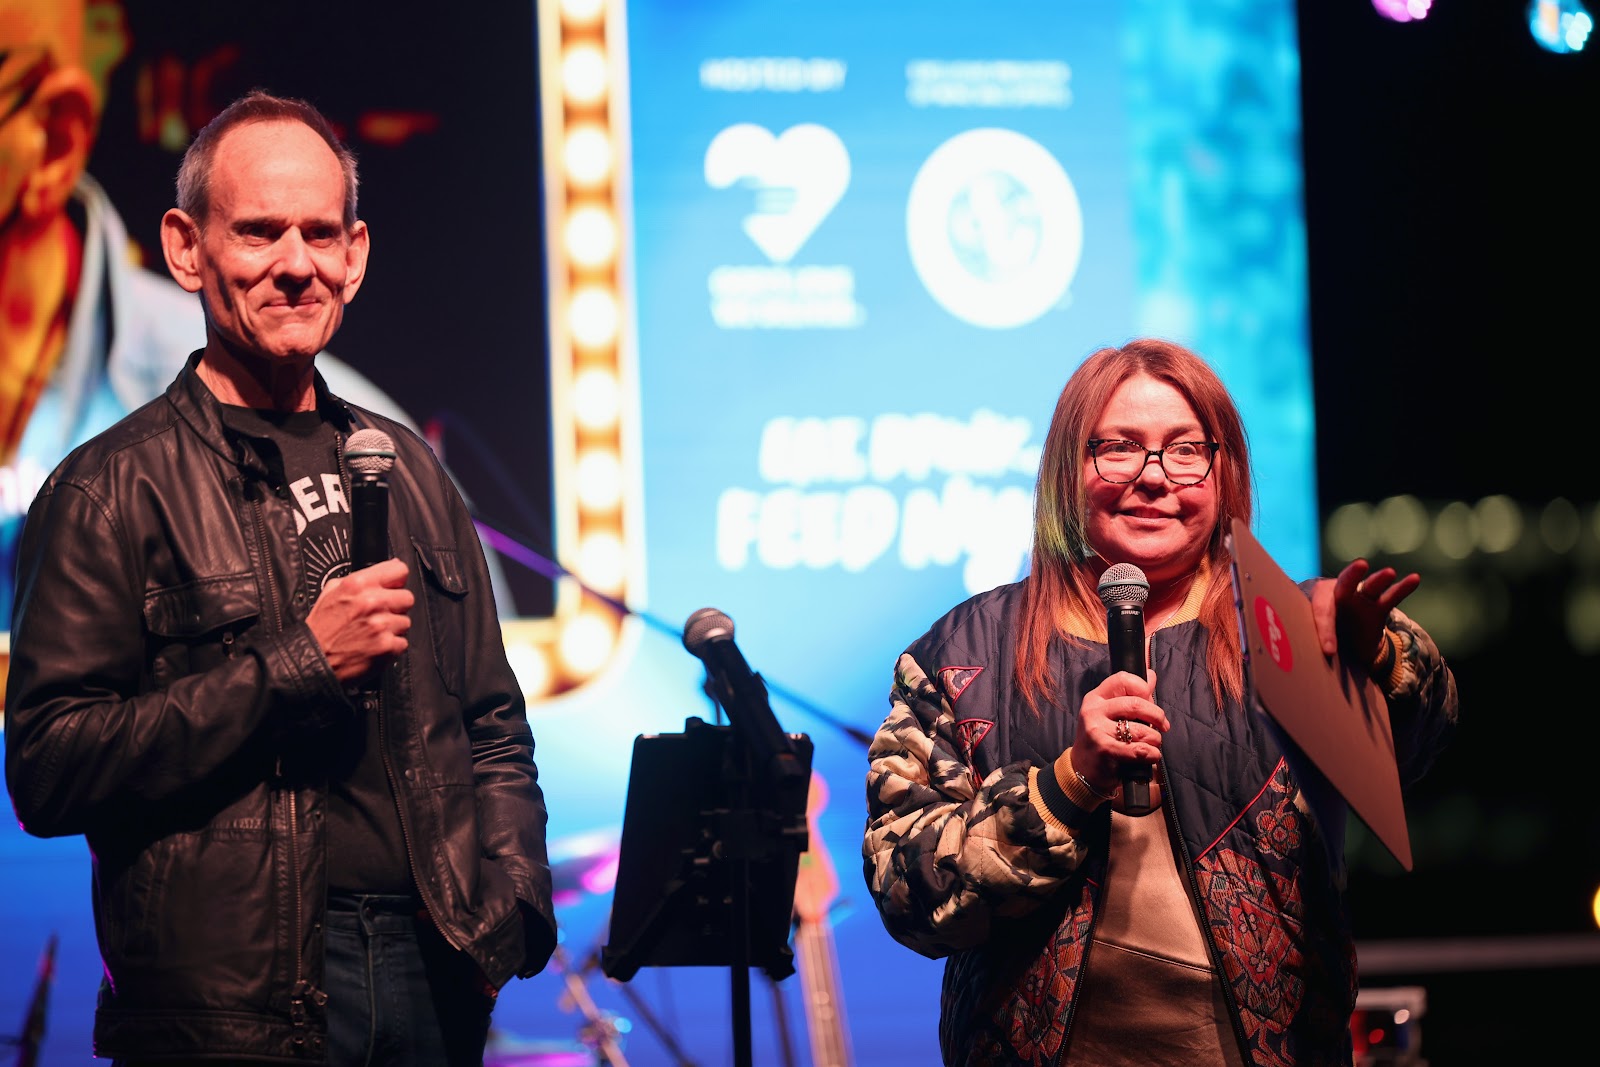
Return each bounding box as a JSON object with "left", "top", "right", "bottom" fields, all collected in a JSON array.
[{"left": 3, "top": 89, "right": 558, "bottom": 1065}]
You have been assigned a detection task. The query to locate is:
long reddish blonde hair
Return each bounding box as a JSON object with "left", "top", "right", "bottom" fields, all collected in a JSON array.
[{"left": 1016, "top": 339, "right": 1252, "bottom": 711}]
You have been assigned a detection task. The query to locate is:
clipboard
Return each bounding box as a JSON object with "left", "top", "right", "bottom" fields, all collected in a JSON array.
[{"left": 1227, "top": 518, "right": 1413, "bottom": 870}]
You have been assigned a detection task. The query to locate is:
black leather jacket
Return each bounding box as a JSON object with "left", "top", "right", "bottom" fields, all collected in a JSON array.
[{"left": 4, "top": 355, "right": 557, "bottom": 1062}]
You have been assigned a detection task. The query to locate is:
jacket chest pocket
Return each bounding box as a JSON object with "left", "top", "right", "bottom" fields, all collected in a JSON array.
[
  {"left": 414, "top": 541, "right": 468, "bottom": 697},
  {"left": 143, "top": 574, "right": 262, "bottom": 688}
]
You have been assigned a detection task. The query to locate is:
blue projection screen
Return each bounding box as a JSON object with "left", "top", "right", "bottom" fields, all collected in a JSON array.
[
  {"left": 0, "top": 1, "right": 1314, "bottom": 1064},
  {"left": 518, "top": 1, "right": 1316, "bottom": 1065}
]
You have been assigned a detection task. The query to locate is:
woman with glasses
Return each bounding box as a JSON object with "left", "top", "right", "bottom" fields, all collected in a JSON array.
[{"left": 863, "top": 337, "right": 1459, "bottom": 1066}]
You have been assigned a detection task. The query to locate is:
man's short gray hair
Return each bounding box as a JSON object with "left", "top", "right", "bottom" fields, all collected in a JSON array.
[{"left": 174, "top": 88, "right": 359, "bottom": 229}]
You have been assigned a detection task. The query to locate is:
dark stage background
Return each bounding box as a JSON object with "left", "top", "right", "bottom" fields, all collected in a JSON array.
[{"left": 1301, "top": 3, "right": 1599, "bottom": 1063}]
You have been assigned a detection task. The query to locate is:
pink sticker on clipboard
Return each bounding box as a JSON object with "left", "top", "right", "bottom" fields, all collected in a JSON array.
[{"left": 1254, "top": 595, "right": 1292, "bottom": 671}]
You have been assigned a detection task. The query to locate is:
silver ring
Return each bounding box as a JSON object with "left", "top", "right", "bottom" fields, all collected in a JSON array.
[{"left": 1115, "top": 719, "right": 1133, "bottom": 744}]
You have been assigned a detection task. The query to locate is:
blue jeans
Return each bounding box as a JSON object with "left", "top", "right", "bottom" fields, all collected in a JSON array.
[
  {"left": 112, "top": 894, "right": 494, "bottom": 1067},
  {"left": 322, "top": 892, "right": 495, "bottom": 1067}
]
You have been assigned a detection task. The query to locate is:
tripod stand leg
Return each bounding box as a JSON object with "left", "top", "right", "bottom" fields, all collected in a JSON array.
[
  {"left": 575, "top": 913, "right": 701, "bottom": 1067},
  {"left": 551, "top": 943, "right": 631, "bottom": 1067},
  {"left": 767, "top": 969, "right": 799, "bottom": 1067},
  {"left": 731, "top": 855, "right": 753, "bottom": 1067}
]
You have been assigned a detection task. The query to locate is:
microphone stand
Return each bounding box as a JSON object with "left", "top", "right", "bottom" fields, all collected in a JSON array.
[
  {"left": 566, "top": 931, "right": 700, "bottom": 1067},
  {"left": 550, "top": 942, "right": 630, "bottom": 1067}
]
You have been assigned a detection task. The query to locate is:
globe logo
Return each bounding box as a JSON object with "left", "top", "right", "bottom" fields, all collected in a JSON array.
[{"left": 906, "top": 128, "right": 1083, "bottom": 329}]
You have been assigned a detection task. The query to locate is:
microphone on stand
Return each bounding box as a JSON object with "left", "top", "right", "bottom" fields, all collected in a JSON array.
[
  {"left": 346, "top": 429, "right": 396, "bottom": 571},
  {"left": 682, "top": 607, "right": 805, "bottom": 787},
  {"left": 1097, "top": 563, "right": 1156, "bottom": 816}
]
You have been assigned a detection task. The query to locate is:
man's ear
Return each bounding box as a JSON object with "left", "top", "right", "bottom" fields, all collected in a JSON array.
[
  {"left": 160, "top": 208, "right": 204, "bottom": 294},
  {"left": 339, "top": 220, "right": 370, "bottom": 305},
  {"left": 13, "top": 66, "right": 99, "bottom": 224}
]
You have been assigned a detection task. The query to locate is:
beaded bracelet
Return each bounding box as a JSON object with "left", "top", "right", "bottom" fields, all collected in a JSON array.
[
  {"left": 1073, "top": 769, "right": 1117, "bottom": 805},
  {"left": 1054, "top": 749, "right": 1119, "bottom": 809}
]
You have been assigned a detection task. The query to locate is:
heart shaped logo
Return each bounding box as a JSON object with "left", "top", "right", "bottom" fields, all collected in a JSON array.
[{"left": 704, "top": 123, "right": 850, "bottom": 264}]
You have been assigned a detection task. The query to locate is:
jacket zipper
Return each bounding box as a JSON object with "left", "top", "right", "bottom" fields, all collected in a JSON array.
[
  {"left": 250, "top": 479, "right": 324, "bottom": 1038},
  {"left": 1050, "top": 770, "right": 1254, "bottom": 1066},
  {"left": 1052, "top": 629, "right": 1255, "bottom": 1067},
  {"left": 335, "top": 432, "right": 466, "bottom": 958},
  {"left": 373, "top": 689, "right": 465, "bottom": 955},
  {"left": 1161, "top": 762, "right": 1254, "bottom": 1063},
  {"left": 1050, "top": 813, "right": 1103, "bottom": 1067}
]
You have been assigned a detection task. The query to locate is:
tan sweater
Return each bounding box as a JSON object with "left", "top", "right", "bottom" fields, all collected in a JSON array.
[{"left": 1046, "top": 564, "right": 1247, "bottom": 1065}]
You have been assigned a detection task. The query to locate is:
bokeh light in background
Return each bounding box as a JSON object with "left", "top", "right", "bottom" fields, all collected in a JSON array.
[
  {"left": 1529, "top": 0, "right": 1594, "bottom": 52},
  {"left": 1372, "top": 0, "right": 1594, "bottom": 54},
  {"left": 1324, "top": 494, "right": 1600, "bottom": 662},
  {"left": 1372, "top": 0, "right": 1435, "bottom": 23}
]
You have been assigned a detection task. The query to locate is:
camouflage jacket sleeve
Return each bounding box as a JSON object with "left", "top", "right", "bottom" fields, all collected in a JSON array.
[
  {"left": 1380, "top": 606, "right": 1460, "bottom": 787},
  {"left": 862, "top": 651, "right": 1092, "bottom": 960}
]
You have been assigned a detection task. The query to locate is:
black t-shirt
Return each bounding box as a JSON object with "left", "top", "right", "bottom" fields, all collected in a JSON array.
[{"left": 222, "top": 405, "right": 412, "bottom": 895}]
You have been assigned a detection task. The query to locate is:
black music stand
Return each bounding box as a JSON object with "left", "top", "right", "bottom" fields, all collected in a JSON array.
[{"left": 601, "top": 717, "right": 812, "bottom": 1067}]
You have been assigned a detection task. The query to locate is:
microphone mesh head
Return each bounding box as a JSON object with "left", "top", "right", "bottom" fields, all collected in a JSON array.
[
  {"left": 1097, "top": 563, "right": 1151, "bottom": 607},
  {"left": 346, "top": 429, "right": 397, "bottom": 476},
  {"left": 683, "top": 607, "right": 734, "bottom": 658}
]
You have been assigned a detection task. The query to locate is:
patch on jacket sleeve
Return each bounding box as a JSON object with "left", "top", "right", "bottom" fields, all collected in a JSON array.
[
  {"left": 939, "top": 667, "right": 990, "bottom": 776},
  {"left": 937, "top": 665, "right": 983, "bottom": 703},
  {"left": 954, "top": 718, "right": 994, "bottom": 775}
]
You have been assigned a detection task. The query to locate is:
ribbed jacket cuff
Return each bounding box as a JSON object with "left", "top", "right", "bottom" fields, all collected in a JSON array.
[{"left": 1029, "top": 751, "right": 1108, "bottom": 832}]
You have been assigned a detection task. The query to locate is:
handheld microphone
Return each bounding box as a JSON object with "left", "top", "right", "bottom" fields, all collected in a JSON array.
[
  {"left": 1097, "top": 563, "right": 1156, "bottom": 816},
  {"left": 682, "top": 607, "right": 804, "bottom": 786},
  {"left": 346, "top": 429, "right": 396, "bottom": 572}
]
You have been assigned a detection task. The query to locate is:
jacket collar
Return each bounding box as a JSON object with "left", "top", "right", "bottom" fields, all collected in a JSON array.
[
  {"left": 1061, "top": 556, "right": 1213, "bottom": 642},
  {"left": 165, "top": 349, "right": 358, "bottom": 474}
]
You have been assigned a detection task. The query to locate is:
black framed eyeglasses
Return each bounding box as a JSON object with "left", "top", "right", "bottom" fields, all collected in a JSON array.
[
  {"left": 0, "top": 47, "right": 53, "bottom": 128},
  {"left": 1088, "top": 438, "right": 1220, "bottom": 485}
]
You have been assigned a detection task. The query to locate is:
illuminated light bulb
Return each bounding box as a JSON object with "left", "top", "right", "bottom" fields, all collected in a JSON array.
[
  {"left": 1591, "top": 884, "right": 1600, "bottom": 928},
  {"left": 559, "top": 611, "right": 616, "bottom": 676},
  {"left": 572, "top": 367, "right": 621, "bottom": 432},
  {"left": 1528, "top": 0, "right": 1594, "bottom": 53},
  {"left": 1565, "top": 585, "right": 1600, "bottom": 653},
  {"left": 564, "top": 124, "right": 613, "bottom": 188},
  {"left": 1541, "top": 497, "right": 1581, "bottom": 552},
  {"left": 577, "top": 532, "right": 627, "bottom": 595},
  {"left": 1475, "top": 495, "right": 1523, "bottom": 553},
  {"left": 1433, "top": 500, "right": 1478, "bottom": 560},
  {"left": 565, "top": 206, "right": 618, "bottom": 269},
  {"left": 1372, "top": 0, "right": 1433, "bottom": 21},
  {"left": 562, "top": 43, "right": 609, "bottom": 106},
  {"left": 1375, "top": 495, "right": 1428, "bottom": 554},
  {"left": 576, "top": 449, "right": 623, "bottom": 511},
  {"left": 505, "top": 638, "right": 552, "bottom": 700},
  {"left": 560, "top": 0, "right": 605, "bottom": 28},
  {"left": 1325, "top": 502, "right": 1377, "bottom": 561},
  {"left": 568, "top": 285, "right": 619, "bottom": 349}
]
